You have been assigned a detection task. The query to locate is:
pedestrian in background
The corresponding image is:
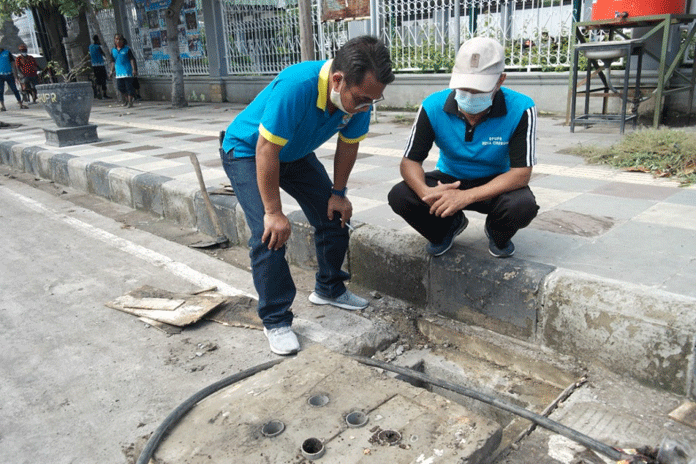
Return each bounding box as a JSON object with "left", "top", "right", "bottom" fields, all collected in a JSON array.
[
  {"left": 16, "top": 44, "right": 41, "bottom": 103},
  {"left": 0, "top": 46, "right": 28, "bottom": 111},
  {"left": 110, "top": 33, "right": 137, "bottom": 108},
  {"left": 89, "top": 35, "right": 109, "bottom": 99},
  {"left": 388, "top": 37, "right": 539, "bottom": 258},
  {"left": 220, "top": 35, "right": 394, "bottom": 355}
]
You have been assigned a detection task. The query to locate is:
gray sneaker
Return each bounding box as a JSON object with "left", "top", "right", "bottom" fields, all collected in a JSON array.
[
  {"left": 308, "top": 290, "right": 368, "bottom": 311},
  {"left": 263, "top": 326, "right": 300, "bottom": 355}
]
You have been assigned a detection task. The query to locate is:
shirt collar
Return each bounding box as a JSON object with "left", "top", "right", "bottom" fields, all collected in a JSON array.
[
  {"left": 316, "top": 60, "right": 333, "bottom": 110},
  {"left": 444, "top": 88, "right": 508, "bottom": 121}
]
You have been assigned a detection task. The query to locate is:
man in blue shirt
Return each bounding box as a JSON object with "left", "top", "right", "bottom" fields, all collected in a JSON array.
[
  {"left": 0, "top": 47, "right": 27, "bottom": 111},
  {"left": 388, "top": 37, "right": 539, "bottom": 258},
  {"left": 110, "top": 33, "right": 137, "bottom": 108},
  {"left": 221, "top": 36, "right": 394, "bottom": 355},
  {"left": 89, "top": 35, "right": 109, "bottom": 99}
]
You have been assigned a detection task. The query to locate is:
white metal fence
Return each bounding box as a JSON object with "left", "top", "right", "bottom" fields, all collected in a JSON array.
[
  {"left": 16, "top": 0, "right": 577, "bottom": 77},
  {"left": 221, "top": 0, "right": 576, "bottom": 75},
  {"left": 381, "top": 0, "right": 575, "bottom": 72}
]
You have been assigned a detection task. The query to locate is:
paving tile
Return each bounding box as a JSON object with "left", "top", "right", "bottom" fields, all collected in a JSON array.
[
  {"left": 188, "top": 136, "right": 218, "bottom": 142},
  {"left": 155, "top": 132, "right": 189, "bottom": 138},
  {"left": 93, "top": 140, "right": 129, "bottom": 147},
  {"left": 530, "top": 174, "right": 610, "bottom": 192},
  {"left": 590, "top": 181, "right": 679, "bottom": 200},
  {"left": 201, "top": 158, "right": 222, "bottom": 168},
  {"left": 121, "top": 145, "right": 161, "bottom": 152},
  {"left": 157, "top": 151, "right": 195, "bottom": 159},
  {"left": 549, "top": 192, "right": 654, "bottom": 220}
]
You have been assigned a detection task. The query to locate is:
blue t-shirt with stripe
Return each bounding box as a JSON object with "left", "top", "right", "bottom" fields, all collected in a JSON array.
[{"left": 222, "top": 60, "right": 371, "bottom": 162}]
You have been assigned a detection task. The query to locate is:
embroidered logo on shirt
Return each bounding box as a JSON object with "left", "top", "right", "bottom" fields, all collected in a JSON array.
[
  {"left": 337, "top": 113, "right": 353, "bottom": 129},
  {"left": 482, "top": 136, "right": 507, "bottom": 146}
]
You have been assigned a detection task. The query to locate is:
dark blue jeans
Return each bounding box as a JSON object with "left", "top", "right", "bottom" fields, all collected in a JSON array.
[
  {"left": 221, "top": 150, "right": 350, "bottom": 329},
  {"left": 0, "top": 73, "right": 22, "bottom": 103}
]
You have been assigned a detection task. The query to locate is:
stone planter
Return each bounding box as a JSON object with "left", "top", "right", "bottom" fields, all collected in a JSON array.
[{"left": 36, "top": 81, "right": 98, "bottom": 147}]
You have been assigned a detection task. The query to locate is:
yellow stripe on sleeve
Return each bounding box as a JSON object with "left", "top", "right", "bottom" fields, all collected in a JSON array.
[
  {"left": 338, "top": 133, "right": 367, "bottom": 144},
  {"left": 259, "top": 123, "right": 288, "bottom": 146}
]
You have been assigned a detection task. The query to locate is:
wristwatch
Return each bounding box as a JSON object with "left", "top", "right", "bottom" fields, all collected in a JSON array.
[{"left": 331, "top": 187, "right": 347, "bottom": 198}]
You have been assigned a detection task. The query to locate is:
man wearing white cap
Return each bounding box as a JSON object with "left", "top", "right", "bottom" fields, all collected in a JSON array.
[{"left": 388, "top": 37, "right": 539, "bottom": 258}]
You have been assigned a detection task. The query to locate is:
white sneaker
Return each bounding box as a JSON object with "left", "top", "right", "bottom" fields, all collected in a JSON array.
[
  {"left": 263, "top": 326, "right": 300, "bottom": 355},
  {"left": 308, "top": 290, "right": 368, "bottom": 311}
]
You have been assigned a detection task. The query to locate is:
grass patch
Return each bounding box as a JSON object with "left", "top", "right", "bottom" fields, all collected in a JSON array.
[{"left": 572, "top": 129, "right": 696, "bottom": 186}]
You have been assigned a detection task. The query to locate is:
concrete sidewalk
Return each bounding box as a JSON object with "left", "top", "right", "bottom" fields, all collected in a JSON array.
[{"left": 0, "top": 99, "right": 694, "bottom": 398}]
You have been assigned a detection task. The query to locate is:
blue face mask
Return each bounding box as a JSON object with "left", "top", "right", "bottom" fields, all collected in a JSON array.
[{"left": 455, "top": 89, "right": 495, "bottom": 115}]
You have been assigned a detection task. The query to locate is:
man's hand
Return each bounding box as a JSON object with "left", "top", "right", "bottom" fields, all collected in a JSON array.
[
  {"left": 422, "top": 181, "right": 470, "bottom": 217},
  {"left": 262, "top": 211, "right": 291, "bottom": 250},
  {"left": 327, "top": 195, "right": 352, "bottom": 228}
]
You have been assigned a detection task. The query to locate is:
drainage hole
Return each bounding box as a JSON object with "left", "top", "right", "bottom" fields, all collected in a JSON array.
[
  {"left": 261, "top": 420, "right": 285, "bottom": 437},
  {"left": 377, "top": 429, "right": 402, "bottom": 445},
  {"left": 302, "top": 437, "right": 323, "bottom": 453},
  {"left": 308, "top": 394, "right": 330, "bottom": 407},
  {"left": 345, "top": 411, "right": 368, "bottom": 428}
]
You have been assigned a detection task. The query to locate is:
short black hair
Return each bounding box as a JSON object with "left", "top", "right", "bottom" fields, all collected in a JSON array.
[
  {"left": 331, "top": 36, "right": 395, "bottom": 87},
  {"left": 93, "top": 35, "right": 100, "bottom": 43}
]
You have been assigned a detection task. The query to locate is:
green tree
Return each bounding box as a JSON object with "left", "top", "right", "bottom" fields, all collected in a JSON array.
[{"left": 1, "top": 0, "right": 113, "bottom": 79}]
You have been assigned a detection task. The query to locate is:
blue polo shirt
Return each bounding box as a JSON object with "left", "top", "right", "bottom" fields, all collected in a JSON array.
[
  {"left": 89, "top": 43, "right": 105, "bottom": 66},
  {"left": 0, "top": 50, "right": 13, "bottom": 75},
  {"left": 112, "top": 46, "right": 133, "bottom": 78},
  {"left": 222, "top": 60, "right": 371, "bottom": 162},
  {"left": 414, "top": 87, "right": 536, "bottom": 180}
]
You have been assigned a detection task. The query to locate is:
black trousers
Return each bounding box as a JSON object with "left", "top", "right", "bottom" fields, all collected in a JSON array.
[{"left": 388, "top": 170, "right": 539, "bottom": 247}]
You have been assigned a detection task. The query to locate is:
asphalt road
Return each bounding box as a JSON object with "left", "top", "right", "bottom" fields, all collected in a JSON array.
[{"left": 0, "top": 171, "right": 275, "bottom": 464}]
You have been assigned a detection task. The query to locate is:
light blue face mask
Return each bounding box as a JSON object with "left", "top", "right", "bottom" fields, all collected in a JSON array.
[{"left": 455, "top": 89, "right": 495, "bottom": 115}]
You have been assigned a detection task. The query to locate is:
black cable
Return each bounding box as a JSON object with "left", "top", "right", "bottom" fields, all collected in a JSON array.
[
  {"left": 352, "top": 355, "right": 634, "bottom": 462},
  {"left": 136, "top": 358, "right": 284, "bottom": 464}
]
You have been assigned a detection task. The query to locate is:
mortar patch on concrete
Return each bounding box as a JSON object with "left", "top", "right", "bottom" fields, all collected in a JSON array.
[{"left": 528, "top": 209, "right": 615, "bottom": 237}]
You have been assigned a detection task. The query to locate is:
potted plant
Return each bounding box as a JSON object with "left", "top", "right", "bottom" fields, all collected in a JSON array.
[
  {"left": 35, "top": 55, "right": 99, "bottom": 146},
  {"left": 37, "top": 55, "right": 94, "bottom": 128}
]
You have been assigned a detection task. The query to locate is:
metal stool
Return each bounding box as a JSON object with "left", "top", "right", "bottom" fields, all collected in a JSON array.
[{"left": 570, "top": 40, "right": 644, "bottom": 134}]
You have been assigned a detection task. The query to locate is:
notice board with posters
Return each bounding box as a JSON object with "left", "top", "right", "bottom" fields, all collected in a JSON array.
[{"left": 133, "top": 0, "right": 204, "bottom": 61}]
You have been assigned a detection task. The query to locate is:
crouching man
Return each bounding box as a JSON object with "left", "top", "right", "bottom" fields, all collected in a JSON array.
[{"left": 388, "top": 37, "right": 539, "bottom": 258}]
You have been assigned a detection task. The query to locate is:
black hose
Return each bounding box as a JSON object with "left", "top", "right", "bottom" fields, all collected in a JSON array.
[
  {"left": 352, "top": 355, "right": 634, "bottom": 462},
  {"left": 136, "top": 358, "right": 284, "bottom": 464}
]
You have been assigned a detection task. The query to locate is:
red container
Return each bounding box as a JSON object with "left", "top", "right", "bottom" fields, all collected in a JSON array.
[{"left": 591, "top": 0, "right": 687, "bottom": 21}]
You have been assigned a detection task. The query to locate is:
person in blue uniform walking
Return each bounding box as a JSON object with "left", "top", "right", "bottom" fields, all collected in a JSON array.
[
  {"left": 388, "top": 37, "right": 539, "bottom": 258},
  {"left": 89, "top": 35, "right": 109, "bottom": 99},
  {"left": 110, "top": 33, "right": 137, "bottom": 107},
  {"left": 220, "top": 36, "right": 394, "bottom": 355},
  {"left": 0, "top": 46, "right": 27, "bottom": 111}
]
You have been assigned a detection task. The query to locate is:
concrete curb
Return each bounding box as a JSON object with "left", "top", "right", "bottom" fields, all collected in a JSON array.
[{"left": 1, "top": 142, "right": 693, "bottom": 398}]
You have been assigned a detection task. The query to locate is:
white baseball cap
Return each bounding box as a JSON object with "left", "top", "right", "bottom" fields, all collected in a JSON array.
[{"left": 449, "top": 37, "right": 505, "bottom": 91}]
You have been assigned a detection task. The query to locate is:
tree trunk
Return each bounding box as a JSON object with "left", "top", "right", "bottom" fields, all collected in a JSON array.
[
  {"left": 166, "top": 0, "right": 188, "bottom": 108},
  {"left": 84, "top": 3, "right": 113, "bottom": 65},
  {"left": 36, "top": 2, "right": 69, "bottom": 75}
]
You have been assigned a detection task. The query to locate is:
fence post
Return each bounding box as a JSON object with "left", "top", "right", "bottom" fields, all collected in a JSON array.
[{"left": 299, "top": 0, "right": 315, "bottom": 61}]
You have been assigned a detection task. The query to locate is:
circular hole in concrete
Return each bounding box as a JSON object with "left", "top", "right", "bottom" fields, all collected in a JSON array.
[
  {"left": 308, "top": 394, "right": 329, "bottom": 407},
  {"left": 301, "top": 437, "right": 325, "bottom": 460},
  {"left": 345, "top": 411, "right": 368, "bottom": 428},
  {"left": 261, "top": 420, "right": 285, "bottom": 438},
  {"left": 378, "top": 429, "right": 402, "bottom": 445}
]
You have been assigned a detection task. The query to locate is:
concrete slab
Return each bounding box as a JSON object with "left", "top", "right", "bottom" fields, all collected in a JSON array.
[{"left": 153, "top": 345, "right": 502, "bottom": 463}]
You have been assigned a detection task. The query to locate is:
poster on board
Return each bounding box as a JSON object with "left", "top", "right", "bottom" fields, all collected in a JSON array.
[{"left": 133, "top": 0, "right": 204, "bottom": 60}]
